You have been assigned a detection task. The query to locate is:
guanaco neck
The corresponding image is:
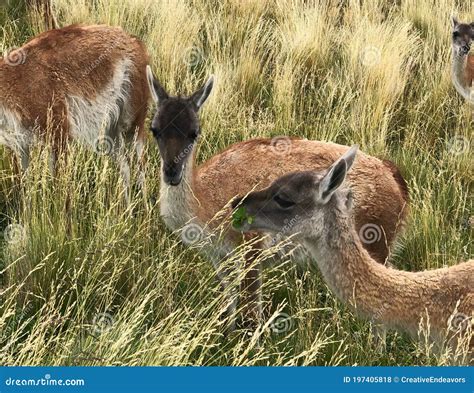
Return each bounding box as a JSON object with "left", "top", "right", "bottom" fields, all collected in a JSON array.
[
  {"left": 159, "top": 146, "right": 198, "bottom": 231},
  {"left": 301, "top": 199, "right": 424, "bottom": 328},
  {"left": 451, "top": 49, "right": 472, "bottom": 101}
]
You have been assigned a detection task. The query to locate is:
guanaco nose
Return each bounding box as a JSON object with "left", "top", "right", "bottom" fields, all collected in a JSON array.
[{"left": 164, "top": 164, "right": 179, "bottom": 179}]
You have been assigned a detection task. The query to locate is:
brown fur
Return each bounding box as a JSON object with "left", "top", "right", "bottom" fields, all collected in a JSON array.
[
  {"left": 0, "top": 24, "right": 150, "bottom": 153},
  {"left": 194, "top": 138, "right": 409, "bottom": 264},
  {"left": 149, "top": 76, "right": 409, "bottom": 328},
  {"left": 382, "top": 159, "right": 409, "bottom": 203},
  {"left": 327, "top": 237, "right": 473, "bottom": 353},
  {"left": 237, "top": 166, "right": 473, "bottom": 357},
  {"left": 451, "top": 19, "right": 474, "bottom": 93},
  {"left": 466, "top": 54, "right": 474, "bottom": 87}
]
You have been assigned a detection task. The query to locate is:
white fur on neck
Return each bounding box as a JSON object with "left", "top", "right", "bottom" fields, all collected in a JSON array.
[
  {"left": 159, "top": 161, "right": 195, "bottom": 231},
  {"left": 302, "top": 235, "right": 357, "bottom": 303},
  {"left": 451, "top": 50, "right": 473, "bottom": 103}
]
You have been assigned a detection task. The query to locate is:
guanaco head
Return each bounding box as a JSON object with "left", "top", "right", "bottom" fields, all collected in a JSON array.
[
  {"left": 451, "top": 17, "right": 474, "bottom": 56},
  {"left": 146, "top": 66, "right": 214, "bottom": 186},
  {"left": 232, "top": 146, "right": 358, "bottom": 239}
]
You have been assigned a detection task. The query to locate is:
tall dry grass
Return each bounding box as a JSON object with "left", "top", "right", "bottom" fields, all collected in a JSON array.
[{"left": 0, "top": 0, "right": 472, "bottom": 365}]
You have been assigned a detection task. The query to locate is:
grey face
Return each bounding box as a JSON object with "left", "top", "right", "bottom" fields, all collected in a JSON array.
[
  {"left": 150, "top": 98, "right": 200, "bottom": 186},
  {"left": 232, "top": 146, "right": 359, "bottom": 239},
  {"left": 146, "top": 67, "right": 214, "bottom": 186},
  {"left": 452, "top": 18, "right": 474, "bottom": 56},
  {"left": 232, "top": 171, "right": 320, "bottom": 235}
]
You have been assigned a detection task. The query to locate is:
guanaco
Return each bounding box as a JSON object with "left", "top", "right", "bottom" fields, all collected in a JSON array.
[
  {"left": 0, "top": 25, "right": 150, "bottom": 195},
  {"left": 451, "top": 17, "right": 474, "bottom": 103},
  {"left": 146, "top": 68, "right": 410, "bottom": 328},
  {"left": 234, "top": 146, "right": 473, "bottom": 358}
]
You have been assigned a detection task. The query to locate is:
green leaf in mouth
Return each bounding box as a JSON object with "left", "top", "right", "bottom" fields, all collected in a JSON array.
[{"left": 232, "top": 206, "right": 255, "bottom": 229}]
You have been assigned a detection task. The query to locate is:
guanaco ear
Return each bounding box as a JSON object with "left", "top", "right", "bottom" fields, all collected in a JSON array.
[
  {"left": 189, "top": 76, "right": 214, "bottom": 110},
  {"left": 339, "top": 144, "right": 358, "bottom": 172},
  {"left": 451, "top": 16, "right": 459, "bottom": 29},
  {"left": 146, "top": 65, "right": 169, "bottom": 104},
  {"left": 318, "top": 145, "right": 358, "bottom": 203}
]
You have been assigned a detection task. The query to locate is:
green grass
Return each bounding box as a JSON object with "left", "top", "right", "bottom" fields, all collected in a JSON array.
[{"left": 0, "top": 0, "right": 472, "bottom": 366}]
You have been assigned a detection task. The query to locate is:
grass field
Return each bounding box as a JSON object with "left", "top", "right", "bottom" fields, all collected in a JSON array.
[{"left": 0, "top": 0, "right": 472, "bottom": 366}]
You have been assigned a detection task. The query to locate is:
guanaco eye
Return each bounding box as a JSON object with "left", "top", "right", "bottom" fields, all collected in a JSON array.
[
  {"left": 189, "top": 129, "right": 199, "bottom": 140},
  {"left": 150, "top": 127, "right": 161, "bottom": 137},
  {"left": 273, "top": 194, "right": 295, "bottom": 209},
  {"left": 453, "top": 31, "right": 460, "bottom": 38}
]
